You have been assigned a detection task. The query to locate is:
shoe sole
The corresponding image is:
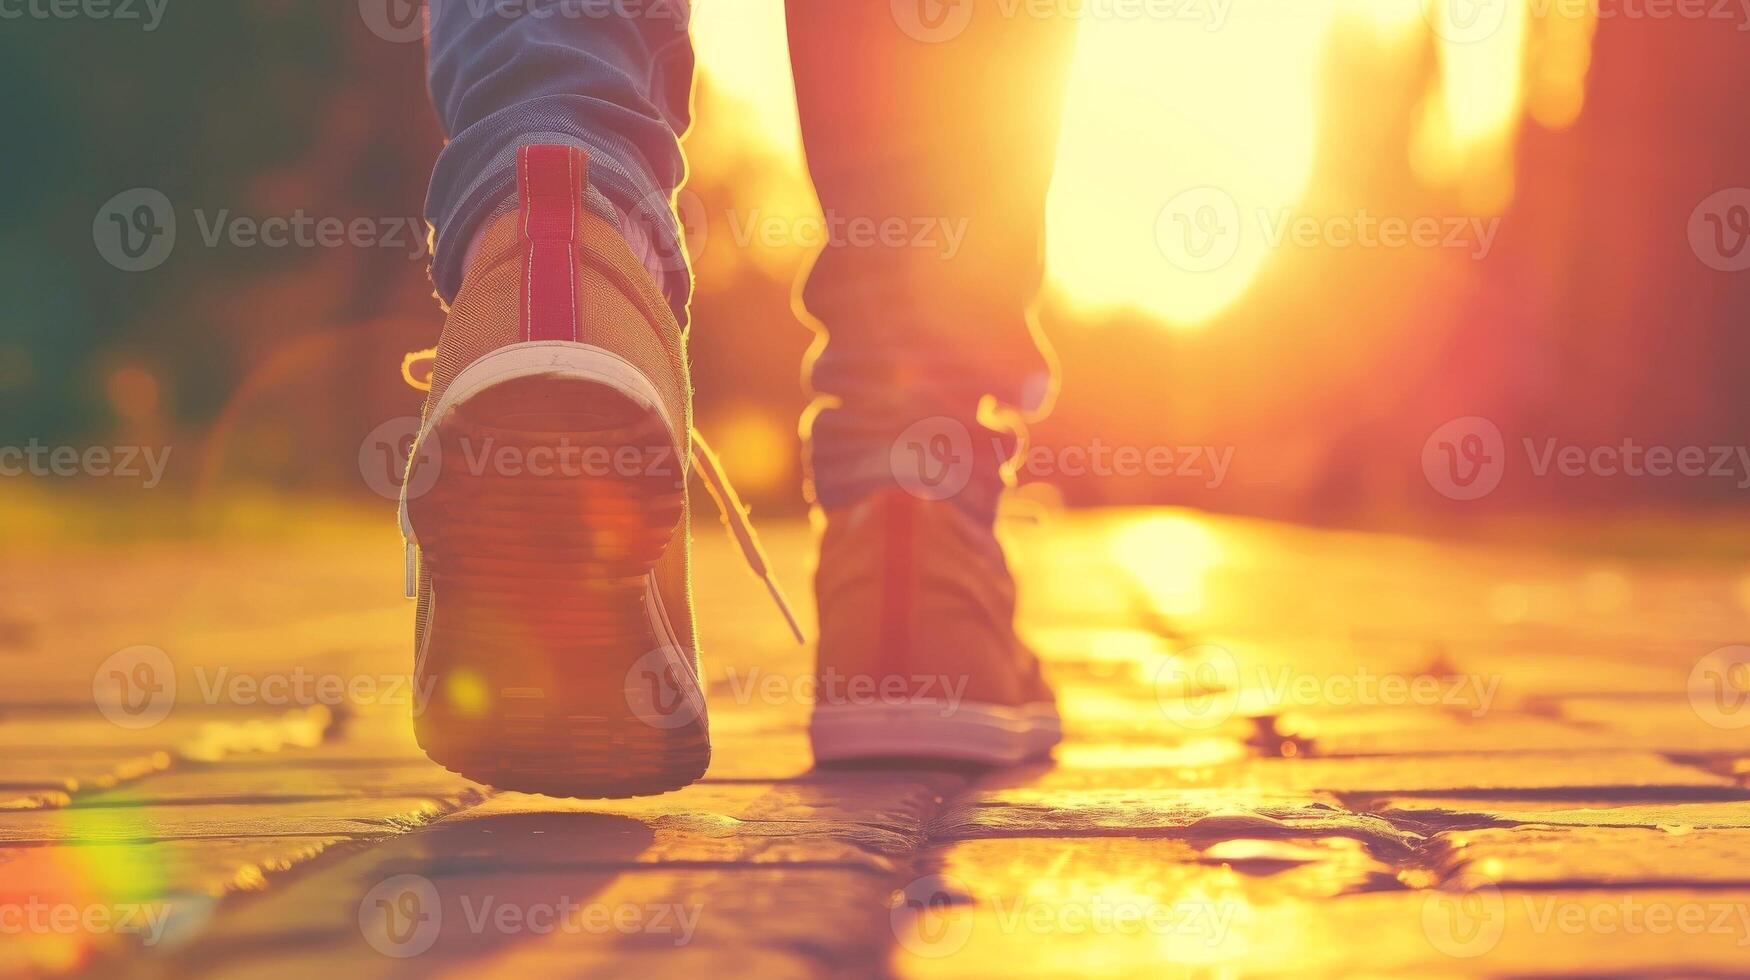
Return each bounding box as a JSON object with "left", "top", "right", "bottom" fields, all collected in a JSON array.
[
  {"left": 405, "top": 343, "right": 708, "bottom": 799},
  {"left": 809, "top": 701, "right": 1061, "bottom": 766}
]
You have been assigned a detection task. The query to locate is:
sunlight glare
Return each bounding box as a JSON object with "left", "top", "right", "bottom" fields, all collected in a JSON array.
[
  {"left": 1045, "top": 6, "right": 1336, "bottom": 328},
  {"left": 688, "top": 2, "right": 1594, "bottom": 328}
]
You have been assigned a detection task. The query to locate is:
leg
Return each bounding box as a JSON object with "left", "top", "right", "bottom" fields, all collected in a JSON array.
[
  {"left": 408, "top": 2, "right": 726, "bottom": 797},
  {"left": 424, "top": 0, "right": 695, "bottom": 320},
  {"left": 791, "top": 1, "right": 1080, "bottom": 763},
  {"left": 787, "top": 0, "right": 1079, "bottom": 524}
]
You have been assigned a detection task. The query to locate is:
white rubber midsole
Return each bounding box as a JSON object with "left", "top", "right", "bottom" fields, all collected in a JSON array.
[
  {"left": 404, "top": 341, "right": 700, "bottom": 722},
  {"left": 400, "top": 340, "right": 679, "bottom": 547},
  {"left": 809, "top": 700, "right": 1062, "bottom": 765}
]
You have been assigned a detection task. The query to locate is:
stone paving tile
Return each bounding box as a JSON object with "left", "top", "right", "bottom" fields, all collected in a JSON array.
[
  {"left": 1427, "top": 644, "right": 1688, "bottom": 703},
  {"left": 1050, "top": 738, "right": 1251, "bottom": 772},
  {"left": 0, "top": 707, "right": 337, "bottom": 812},
  {"left": 0, "top": 755, "right": 173, "bottom": 811},
  {"left": 994, "top": 750, "right": 1735, "bottom": 796},
  {"left": 0, "top": 794, "right": 482, "bottom": 845},
  {"left": 7, "top": 508, "right": 1750, "bottom": 977},
  {"left": 1541, "top": 695, "right": 1750, "bottom": 754},
  {"left": 174, "top": 942, "right": 829, "bottom": 980},
  {"left": 0, "top": 838, "right": 350, "bottom": 899},
  {"left": 886, "top": 836, "right": 1525, "bottom": 979},
  {"left": 889, "top": 836, "right": 1373, "bottom": 978},
  {"left": 463, "top": 768, "right": 968, "bottom": 856},
  {"left": 1429, "top": 825, "right": 1750, "bottom": 887},
  {"left": 1052, "top": 686, "right": 1258, "bottom": 745},
  {"left": 1367, "top": 798, "right": 1750, "bottom": 831},
  {"left": 931, "top": 787, "right": 1417, "bottom": 856},
  {"left": 69, "top": 763, "right": 484, "bottom": 807},
  {"left": 893, "top": 845, "right": 1750, "bottom": 980},
  {"left": 1272, "top": 708, "right": 1607, "bottom": 756},
  {"left": 106, "top": 776, "right": 940, "bottom": 977}
]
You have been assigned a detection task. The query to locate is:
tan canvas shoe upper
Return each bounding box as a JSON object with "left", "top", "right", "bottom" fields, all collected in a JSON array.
[{"left": 814, "top": 489, "right": 1056, "bottom": 712}]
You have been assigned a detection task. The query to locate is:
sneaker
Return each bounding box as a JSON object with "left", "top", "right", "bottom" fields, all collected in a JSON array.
[
  {"left": 809, "top": 489, "right": 1061, "bottom": 765},
  {"left": 398, "top": 145, "right": 798, "bottom": 798}
]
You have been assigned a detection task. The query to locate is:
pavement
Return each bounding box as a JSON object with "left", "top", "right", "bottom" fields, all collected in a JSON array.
[{"left": 2, "top": 502, "right": 1748, "bottom": 978}]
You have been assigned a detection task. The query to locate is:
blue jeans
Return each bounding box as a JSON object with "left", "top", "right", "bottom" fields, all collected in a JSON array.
[{"left": 426, "top": 0, "right": 1075, "bottom": 522}]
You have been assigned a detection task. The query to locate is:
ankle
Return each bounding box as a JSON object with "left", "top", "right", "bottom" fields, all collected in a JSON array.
[{"left": 456, "top": 191, "right": 677, "bottom": 313}]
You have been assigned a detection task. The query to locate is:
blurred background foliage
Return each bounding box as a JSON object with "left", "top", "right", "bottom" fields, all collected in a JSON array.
[{"left": 2, "top": 2, "right": 1747, "bottom": 524}]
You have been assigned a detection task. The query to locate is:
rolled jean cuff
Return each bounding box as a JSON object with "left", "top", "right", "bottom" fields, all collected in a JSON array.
[
  {"left": 424, "top": 103, "right": 690, "bottom": 319},
  {"left": 809, "top": 406, "right": 1016, "bottom": 526}
]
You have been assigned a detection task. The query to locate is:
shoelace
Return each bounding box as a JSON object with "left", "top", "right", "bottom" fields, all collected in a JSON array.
[{"left": 401, "top": 348, "right": 805, "bottom": 644}]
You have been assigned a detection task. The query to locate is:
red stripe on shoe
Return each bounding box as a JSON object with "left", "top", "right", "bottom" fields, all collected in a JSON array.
[
  {"left": 517, "top": 144, "right": 587, "bottom": 343},
  {"left": 878, "top": 491, "right": 915, "bottom": 668}
]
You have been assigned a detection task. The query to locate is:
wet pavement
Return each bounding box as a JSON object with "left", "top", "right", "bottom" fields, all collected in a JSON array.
[{"left": 2, "top": 505, "right": 1748, "bottom": 977}]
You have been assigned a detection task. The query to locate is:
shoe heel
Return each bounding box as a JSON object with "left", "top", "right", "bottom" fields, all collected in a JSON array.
[{"left": 406, "top": 371, "right": 708, "bottom": 798}]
